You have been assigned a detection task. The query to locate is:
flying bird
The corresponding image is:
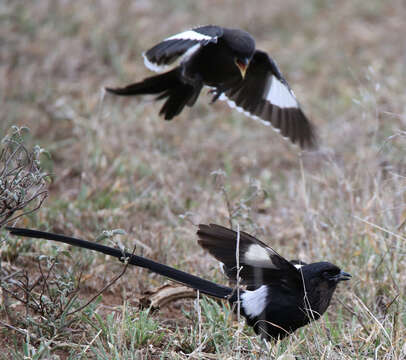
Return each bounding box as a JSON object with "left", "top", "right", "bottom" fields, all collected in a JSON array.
[
  {"left": 7, "top": 224, "right": 350, "bottom": 340},
  {"left": 106, "top": 25, "right": 317, "bottom": 149}
]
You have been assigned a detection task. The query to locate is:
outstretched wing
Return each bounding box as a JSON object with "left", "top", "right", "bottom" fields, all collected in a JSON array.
[
  {"left": 221, "top": 50, "right": 317, "bottom": 149},
  {"left": 197, "top": 224, "right": 301, "bottom": 288},
  {"left": 143, "top": 25, "right": 224, "bottom": 72}
]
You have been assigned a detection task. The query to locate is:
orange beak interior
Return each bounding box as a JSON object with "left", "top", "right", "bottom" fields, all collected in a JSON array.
[{"left": 235, "top": 59, "right": 248, "bottom": 79}]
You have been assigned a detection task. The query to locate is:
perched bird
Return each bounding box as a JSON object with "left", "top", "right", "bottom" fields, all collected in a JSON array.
[
  {"left": 7, "top": 224, "right": 350, "bottom": 340},
  {"left": 106, "top": 25, "right": 317, "bottom": 149}
]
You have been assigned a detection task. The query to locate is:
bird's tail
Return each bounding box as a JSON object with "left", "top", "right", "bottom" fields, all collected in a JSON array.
[
  {"left": 106, "top": 70, "right": 197, "bottom": 120},
  {"left": 6, "top": 227, "right": 233, "bottom": 299}
]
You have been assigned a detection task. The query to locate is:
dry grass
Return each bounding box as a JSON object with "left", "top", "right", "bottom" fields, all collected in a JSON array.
[{"left": 1, "top": 0, "right": 406, "bottom": 358}]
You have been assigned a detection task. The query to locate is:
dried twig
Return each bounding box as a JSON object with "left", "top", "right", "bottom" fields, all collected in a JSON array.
[
  {"left": 337, "top": 298, "right": 370, "bottom": 336},
  {"left": 66, "top": 243, "right": 137, "bottom": 316},
  {"left": 222, "top": 186, "right": 233, "bottom": 229},
  {"left": 140, "top": 284, "right": 196, "bottom": 309},
  {"left": 235, "top": 223, "right": 242, "bottom": 358},
  {"left": 0, "top": 126, "right": 50, "bottom": 228}
]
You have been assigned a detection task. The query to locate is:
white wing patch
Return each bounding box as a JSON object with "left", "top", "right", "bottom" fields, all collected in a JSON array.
[
  {"left": 180, "top": 43, "right": 201, "bottom": 63},
  {"left": 165, "top": 30, "right": 213, "bottom": 42},
  {"left": 218, "top": 92, "right": 299, "bottom": 147},
  {"left": 143, "top": 43, "right": 202, "bottom": 73},
  {"left": 142, "top": 52, "right": 170, "bottom": 73},
  {"left": 294, "top": 264, "right": 304, "bottom": 270},
  {"left": 219, "top": 94, "right": 271, "bottom": 127},
  {"left": 244, "top": 244, "right": 276, "bottom": 268},
  {"left": 265, "top": 76, "right": 298, "bottom": 109},
  {"left": 241, "top": 285, "right": 268, "bottom": 318}
]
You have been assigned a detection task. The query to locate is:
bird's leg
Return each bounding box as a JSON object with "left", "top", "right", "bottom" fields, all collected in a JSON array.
[
  {"left": 186, "top": 78, "right": 203, "bottom": 107},
  {"left": 210, "top": 78, "right": 242, "bottom": 103},
  {"left": 209, "top": 86, "right": 226, "bottom": 103},
  {"left": 179, "top": 66, "right": 204, "bottom": 107}
]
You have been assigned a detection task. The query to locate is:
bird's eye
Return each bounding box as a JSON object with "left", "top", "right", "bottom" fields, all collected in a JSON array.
[
  {"left": 323, "top": 270, "right": 337, "bottom": 278},
  {"left": 322, "top": 270, "right": 340, "bottom": 281}
]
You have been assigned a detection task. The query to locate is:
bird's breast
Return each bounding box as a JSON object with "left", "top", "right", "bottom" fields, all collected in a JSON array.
[{"left": 186, "top": 43, "right": 242, "bottom": 86}]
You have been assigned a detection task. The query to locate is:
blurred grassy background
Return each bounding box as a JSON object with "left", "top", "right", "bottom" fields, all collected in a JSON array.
[{"left": 1, "top": 0, "right": 406, "bottom": 358}]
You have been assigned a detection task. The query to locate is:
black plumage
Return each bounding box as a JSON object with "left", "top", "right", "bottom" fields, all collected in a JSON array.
[
  {"left": 106, "top": 25, "right": 317, "bottom": 149},
  {"left": 7, "top": 224, "right": 350, "bottom": 340},
  {"left": 197, "top": 224, "right": 351, "bottom": 339}
]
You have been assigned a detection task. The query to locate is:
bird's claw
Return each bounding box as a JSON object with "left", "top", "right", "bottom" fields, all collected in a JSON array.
[{"left": 209, "top": 88, "right": 223, "bottom": 103}]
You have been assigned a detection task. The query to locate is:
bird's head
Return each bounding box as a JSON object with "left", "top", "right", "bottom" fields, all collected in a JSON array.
[
  {"left": 222, "top": 28, "right": 255, "bottom": 80},
  {"left": 302, "top": 262, "right": 351, "bottom": 288},
  {"left": 300, "top": 261, "right": 351, "bottom": 317}
]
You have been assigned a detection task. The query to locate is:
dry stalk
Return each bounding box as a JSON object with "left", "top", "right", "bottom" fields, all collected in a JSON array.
[{"left": 0, "top": 126, "right": 49, "bottom": 228}]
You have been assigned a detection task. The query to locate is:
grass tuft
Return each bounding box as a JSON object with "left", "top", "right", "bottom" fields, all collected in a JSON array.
[{"left": 1, "top": 0, "right": 406, "bottom": 357}]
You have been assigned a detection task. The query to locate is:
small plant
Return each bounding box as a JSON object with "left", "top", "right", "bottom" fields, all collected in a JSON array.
[
  {"left": 89, "top": 306, "right": 165, "bottom": 358},
  {"left": 0, "top": 126, "right": 49, "bottom": 228},
  {"left": 1, "top": 253, "right": 84, "bottom": 325}
]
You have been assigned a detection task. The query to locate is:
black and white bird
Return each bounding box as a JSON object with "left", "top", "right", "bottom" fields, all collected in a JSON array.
[
  {"left": 7, "top": 224, "right": 350, "bottom": 340},
  {"left": 106, "top": 25, "right": 317, "bottom": 149}
]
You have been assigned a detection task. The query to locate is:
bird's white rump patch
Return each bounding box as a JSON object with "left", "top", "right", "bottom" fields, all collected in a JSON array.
[
  {"left": 294, "top": 264, "right": 304, "bottom": 270},
  {"left": 241, "top": 285, "right": 268, "bottom": 318},
  {"left": 165, "top": 30, "right": 213, "bottom": 42},
  {"left": 244, "top": 244, "right": 276, "bottom": 268},
  {"left": 265, "top": 76, "right": 298, "bottom": 109}
]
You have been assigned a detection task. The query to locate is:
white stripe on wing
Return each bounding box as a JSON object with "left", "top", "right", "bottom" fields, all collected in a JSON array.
[
  {"left": 142, "top": 52, "right": 170, "bottom": 73},
  {"left": 165, "top": 30, "right": 213, "bottom": 42},
  {"left": 265, "top": 76, "right": 298, "bottom": 109}
]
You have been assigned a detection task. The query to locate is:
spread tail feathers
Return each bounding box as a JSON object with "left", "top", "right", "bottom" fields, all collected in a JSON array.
[
  {"left": 7, "top": 227, "right": 232, "bottom": 299},
  {"left": 105, "top": 70, "right": 197, "bottom": 120}
]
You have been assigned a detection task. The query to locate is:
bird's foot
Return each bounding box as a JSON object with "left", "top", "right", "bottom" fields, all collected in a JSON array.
[{"left": 209, "top": 88, "right": 224, "bottom": 103}]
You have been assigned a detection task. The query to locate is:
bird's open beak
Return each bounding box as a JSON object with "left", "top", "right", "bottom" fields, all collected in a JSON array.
[
  {"left": 235, "top": 58, "right": 249, "bottom": 79},
  {"left": 335, "top": 271, "right": 352, "bottom": 282}
]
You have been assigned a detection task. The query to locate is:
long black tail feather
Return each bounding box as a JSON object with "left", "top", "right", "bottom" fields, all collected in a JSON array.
[
  {"left": 105, "top": 69, "right": 196, "bottom": 120},
  {"left": 106, "top": 70, "right": 180, "bottom": 96},
  {"left": 6, "top": 227, "right": 233, "bottom": 299}
]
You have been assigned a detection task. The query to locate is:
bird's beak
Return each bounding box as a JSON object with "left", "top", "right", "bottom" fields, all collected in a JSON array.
[
  {"left": 334, "top": 271, "right": 352, "bottom": 282},
  {"left": 235, "top": 58, "right": 249, "bottom": 79}
]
